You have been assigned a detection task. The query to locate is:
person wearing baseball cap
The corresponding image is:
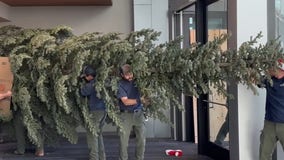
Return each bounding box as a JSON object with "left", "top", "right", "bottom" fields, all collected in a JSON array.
[
  {"left": 258, "top": 58, "right": 284, "bottom": 160},
  {"left": 80, "top": 65, "right": 107, "bottom": 160},
  {"left": 80, "top": 65, "right": 97, "bottom": 78}
]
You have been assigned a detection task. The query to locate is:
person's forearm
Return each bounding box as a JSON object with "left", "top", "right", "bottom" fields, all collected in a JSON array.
[{"left": 122, "top": 99, "right": 137, "bottom": 106}]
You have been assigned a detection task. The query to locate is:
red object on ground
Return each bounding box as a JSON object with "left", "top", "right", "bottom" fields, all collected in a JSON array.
[
  {"left": 165, "top": 149, "right": 183, "bottom": 157},
  {"left": 174, "top": 150, "right": 183, "bottom": 157}
]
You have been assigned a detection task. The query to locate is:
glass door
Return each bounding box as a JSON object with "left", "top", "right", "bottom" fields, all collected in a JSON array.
[
  {"left": 197, "top": 0, "right": 230, "bottom": 159},
  {"left": 172, "top": 4, "right": 197, "bottom": 143},
  {"left": 207, "top": 0, "right": 229, "bottom": 149},
  {"left": 170, "top": 0, "right": 231, "bottom": 159},
  {"left": 205, "top": 0, "right": 230, "bottom": 159}
]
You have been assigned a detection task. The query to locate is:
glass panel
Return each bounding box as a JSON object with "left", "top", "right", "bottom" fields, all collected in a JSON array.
[
  {"left": 206, "top": 0, "right": 229, "bottom": 149},
  {"left": 183, "top": 5, "right": 196, "bottom": 44},
  {"left": 172, "top": 4, "right": 197, "bottom": 142}
]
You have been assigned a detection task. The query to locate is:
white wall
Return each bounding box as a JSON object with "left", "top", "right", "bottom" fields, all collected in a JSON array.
[
  {"left": 238, "top": 86, "right": 266, "bottom": 160},
  {"left": 0, "top": 0, "right": 132, "bottom": 35},
  {"left": 134, "top": 0, "right": 171, "bottom": 138},
  {"left": 237, "top": 0, "right": 267, "bottom": 159},
  {"left": 134, "top": 0, "right": 169, "bottom": 44}
]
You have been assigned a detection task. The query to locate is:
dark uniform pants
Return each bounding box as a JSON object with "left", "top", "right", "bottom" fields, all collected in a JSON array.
[
  {"left": 118, "top": 109, "right": 146, "bottom": 160},
  {"left": 259, "top": 120, "right": 284, "bottom": 160},
  {"left": 86, "top": 110, "right": 107, "bottom": 160},
  {"left": 13, "top": 110, "right": 44, "bottom": 154}
]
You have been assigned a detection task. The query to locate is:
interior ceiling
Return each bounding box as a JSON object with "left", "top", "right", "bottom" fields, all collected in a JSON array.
[{"left": 0, "top": 0, "right": 112, "bottom": 6}]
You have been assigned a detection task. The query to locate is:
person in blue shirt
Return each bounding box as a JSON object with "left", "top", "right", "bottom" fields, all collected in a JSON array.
[
  {"left": 258, "top": 60, "right": 284, "bottom": 160},
  {"left": 117, "top": 64, "right": 146, "bottom": 160},
  {"left": 80, "top": 65, "right": 107, "bottom": 160}
]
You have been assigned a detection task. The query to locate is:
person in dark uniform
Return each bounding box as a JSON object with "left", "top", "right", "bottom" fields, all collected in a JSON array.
[
  {"left": 258, "top": 59, "right": 284, "bottom": 160},
  {"left": 80, "top": 65, "right": 107, "bottom": 160},
  {"left": 117, "top": 64, "right": 146, "bottom": 160}
]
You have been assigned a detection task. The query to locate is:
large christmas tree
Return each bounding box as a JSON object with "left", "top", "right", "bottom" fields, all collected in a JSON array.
[{"left": 0, "top": 25, "right": 283, "bottom": 147}]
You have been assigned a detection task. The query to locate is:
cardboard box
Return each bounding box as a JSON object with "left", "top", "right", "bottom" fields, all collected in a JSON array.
[{"left": 0, "top": 57, "right": 13, "bottom": 119}]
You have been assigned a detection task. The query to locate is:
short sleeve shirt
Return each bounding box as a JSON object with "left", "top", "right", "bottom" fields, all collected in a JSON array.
[
  {"left": 263, "top": 77, "right": 284, "bottom": 123},
  {"left": 117, "top": 79, "right": 142, "bottom": 111}
]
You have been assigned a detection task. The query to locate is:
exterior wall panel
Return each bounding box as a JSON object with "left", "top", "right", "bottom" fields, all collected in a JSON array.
[
  {"left": 134, "top": 0, "right": 171, "bottom": 138},
  {"left": 237, "top": 0, "right": 267, "bottom": 159},
  {"left": 0, "top": 2, "right": 10, "bottom": 22},
  {"left": 0, "top": 0, "right": 132, "bottom": 35}
]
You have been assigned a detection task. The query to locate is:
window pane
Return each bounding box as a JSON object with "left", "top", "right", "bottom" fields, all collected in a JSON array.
[{"left": 207, "top": 0, "right": 229, "bottom": 149}]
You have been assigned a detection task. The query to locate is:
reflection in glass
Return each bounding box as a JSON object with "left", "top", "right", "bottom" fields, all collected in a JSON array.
[
  {"left": 208, "top": 87, "right": 228, "bottom": 148},
  {"left": 206, "top": 0, "right": 229, "bottom": 149}
]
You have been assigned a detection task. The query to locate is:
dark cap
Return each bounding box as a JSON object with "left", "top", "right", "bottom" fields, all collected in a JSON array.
[{"left": 80, "top": 65, "right": 96, "bottom": 78}]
